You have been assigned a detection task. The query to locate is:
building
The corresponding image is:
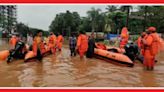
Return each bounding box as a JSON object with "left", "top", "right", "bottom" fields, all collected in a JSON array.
[{"left": 0, "top": 5, "right": 17, "bottom": 37}]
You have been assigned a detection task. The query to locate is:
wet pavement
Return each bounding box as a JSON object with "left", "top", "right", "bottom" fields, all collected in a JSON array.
[{"left": 0, "top": 39, "right": 164, "bottom": 87}]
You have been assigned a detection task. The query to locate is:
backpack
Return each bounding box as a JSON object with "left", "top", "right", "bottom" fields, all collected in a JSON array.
[{"left": 149, "top": 34, "right": 160, "bottom": 56}]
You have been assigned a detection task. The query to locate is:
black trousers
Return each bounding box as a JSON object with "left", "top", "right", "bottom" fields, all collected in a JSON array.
[
  {"left": 37, "top": 49, "right": 42, "bottom": 61},
  {"left": 70, "top": 48, "right": 76, "bottom": 56}
]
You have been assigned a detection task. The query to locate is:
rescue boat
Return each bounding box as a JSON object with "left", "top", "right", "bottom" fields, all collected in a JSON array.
[
  {"left": 0, "top": 50, "right": 10, "bottom": 61},
  {"left": 93, "top": 43, "right": 134, "bottom": 66},
  {"left": 24, "top": 48, "right": 51, "bottom": 62},
  {"left": 0, "top": 43, "right": 29, "bottom": 62}
]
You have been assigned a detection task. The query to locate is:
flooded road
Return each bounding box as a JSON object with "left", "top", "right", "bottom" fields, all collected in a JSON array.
[{"left": 0, "top": 39, "right": 164, "bottom": 87}]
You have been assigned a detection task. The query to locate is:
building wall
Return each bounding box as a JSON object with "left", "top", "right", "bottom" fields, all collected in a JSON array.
[{"left": 0, "top": 5, "right": 17, "bottom": 37}]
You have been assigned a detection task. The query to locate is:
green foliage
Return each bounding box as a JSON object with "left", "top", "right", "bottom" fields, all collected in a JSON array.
[
  {"left": 137, "top": 6, "right": 164, "bottom": 33},
  {"left": 48, "top": 5, "right": 164, "bottom": 38},
  {"left": 130, "top": 35, "right": 139, "bottom": 42},
  {"left": 16, "top": 23, "right": 29, "bottom": 37},
  {"left": 107, "top": 11, "right": 126, "bottom": 33},
  {"left": 16, "top": 22, "right": 47, "bottom": 37},
  {"left": 49, "top": 11, "right": 81, "bottom": 36}
]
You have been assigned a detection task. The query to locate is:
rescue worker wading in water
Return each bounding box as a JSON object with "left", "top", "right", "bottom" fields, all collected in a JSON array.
[
  {"left": 76, "top": 31, "right": 88, "bottom": 59},
  {"left": 32, "top": 31, "right": 44, "bottom": 61},
  {"left": 47, "top": 32, "right": 57, "bottom": 55},
  {"left": 135, "top": 32, "right": 147, "bottom": 62},
  {"left": 9, "top": 34, "right": 18, "bottom": 50},
  {"left": 142, "top": 27, "right": 160, "bottom": 70},
  {"left": 57, "top": 33, "right": 64, "bottom": 51}
]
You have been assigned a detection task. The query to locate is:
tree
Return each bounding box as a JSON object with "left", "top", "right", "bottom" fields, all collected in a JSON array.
[
  {"left": 138, "top": 6, "right": 164, "bottom": 32},
  {"left": 16, "top": 23, "right": 29, "bottom": 37},
  {"left": 120, "top": 5, "right": 133, "bottom": 28},
  {"left": 106, "top": 5, "right": 118, "bottom": 13},
  {"left": 87, "top": 7, "right": 101, "bottom": 33},
  {"left": 49, "top": 11, "right": 81, "bottom": 37}
]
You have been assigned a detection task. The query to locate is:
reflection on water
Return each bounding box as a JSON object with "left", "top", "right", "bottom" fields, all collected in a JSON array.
[{"left": 0, "top": 39, "right": 164, "bottom": 87}]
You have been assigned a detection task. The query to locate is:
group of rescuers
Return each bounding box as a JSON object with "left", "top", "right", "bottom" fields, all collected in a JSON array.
[{"left": 9, "top": 26, "right": 164, "bottom": 71}]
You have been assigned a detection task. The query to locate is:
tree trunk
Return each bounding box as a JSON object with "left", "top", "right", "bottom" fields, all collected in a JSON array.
[
  {"left": 143, "top": 6, "right": 148, "bottom": 32},
  {"left": 126, "top": 8, "right": 130, "bottom": 28}
]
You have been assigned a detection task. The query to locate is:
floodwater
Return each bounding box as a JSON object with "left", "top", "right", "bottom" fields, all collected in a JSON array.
[{"left": 0, "top": 39, "right": 164, "bottom": 87}]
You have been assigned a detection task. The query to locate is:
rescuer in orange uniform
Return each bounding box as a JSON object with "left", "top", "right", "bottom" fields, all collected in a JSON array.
[
  {"left": 48, "top": 32, "right": 57, "bottom": 54},
  {"left": 77, "top": 31, "right": 88, "bottom": 59},
  {"left": 120, "top": 27, "right": 129, "bottom": 48},
  {"left": 137, "top": 32, "right": 147, "bottom": 55},
  {"left": 9, "top": 35, "right": 18, "bottom": 50},
  {"left": 142, "top": 27, "right": 160, "bottom": 70},
  {"left": 32, "top": 31, "right": 45, "bottom": 60},
  {"left": 57, "top": 33, "right": 64, "bottom": 51},
  {"left": 137, "top": 32, "right": 147, "bottom": 49}
]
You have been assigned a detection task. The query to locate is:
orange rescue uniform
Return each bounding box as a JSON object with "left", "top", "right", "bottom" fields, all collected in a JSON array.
[
  {"left": 48, "top": 34, "right": 57, "bottom": 54},
  {"left": 143, "top": 32, "right": 160, "bottom": 69},
  {"left": 120, "top": 27, "right": 129, "bottom": 48},
  {"left": 120, "top": 37, "right": 129, "bottom": 48},
  {"left": 57, "top": 35, "right": 64, "bottom": 51},
  {"left": 137, "top": 34, "right": 148, "bottom": 55},
  {"left": 9, "top": 36, "right": 18, "bottom": 49},
  {"left": 32, "top": 36, "right": 46, "bottom": 56},
  {"left": 137, "top": 37, "right": 142, "bottom": 49},
  {"left": 77, "top": 34, "right": 88, "bottom": 58}
]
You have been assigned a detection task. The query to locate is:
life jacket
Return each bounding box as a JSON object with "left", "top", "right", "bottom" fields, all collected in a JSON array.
[
  {"left": 77, "top": 34, "right": 88, "bottom": 52},
  {"left": 120, "top": 37, "right": 128, "bottom": 48},
  {"left": 34, "top": 36, "right": 42, "bottom": 46},
  {"left": 137, "top": 37, "right": 141, "bottom": 48},
  {"left": 49, "top": 35, "right": 56, "bottom": 44},
  {"left": 144, "top": 33, "right": 160, "bottom": 56},
  {"left": 10, "top": 37, "right": 18, "bottom": 48},
  {"left": 57, "top": 35, "right": 63, "bottom": 43},
  {"left": 32, "top": 36, "right": 45, "bottom": 56},
  {"left": 40, "top": 42, "right": 46, "bottom": 54}
]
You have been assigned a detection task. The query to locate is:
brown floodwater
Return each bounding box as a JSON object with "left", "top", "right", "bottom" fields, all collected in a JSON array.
[{"left": 0, "top": 39, "right": 164, "bottom": 87}]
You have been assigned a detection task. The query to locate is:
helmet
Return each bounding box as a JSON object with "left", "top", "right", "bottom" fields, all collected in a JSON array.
[{"left": 148, "top": 27, "right": 156, "bottom": 32}]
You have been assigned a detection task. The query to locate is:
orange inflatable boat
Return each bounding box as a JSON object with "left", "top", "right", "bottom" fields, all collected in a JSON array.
[
  {"left": 94, "top": 43, "right": 133, "bottom": 66},
  {"left": 24, "top": 48, "right": 51, "bottom": 62},
  {"left": 0, "top": 50, "right": 10, "bottom": 61}
]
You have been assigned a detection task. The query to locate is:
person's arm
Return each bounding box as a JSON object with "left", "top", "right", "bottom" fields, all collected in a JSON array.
[
  {"left": 142, "top": 35, "right": 153, "bottom": 46},
  {"left": 77, "top": 36, "right": 81, "bottom": 49}
]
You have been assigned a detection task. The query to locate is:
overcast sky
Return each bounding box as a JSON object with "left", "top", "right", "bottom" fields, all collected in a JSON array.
[{"left": 17, "top": 5, "right": 109, "bottom": 31}]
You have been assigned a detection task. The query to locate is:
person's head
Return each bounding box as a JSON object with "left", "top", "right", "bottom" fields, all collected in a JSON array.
[
  {"left": 12, "top": 34, "right": 16, "bottom": 38},
  {"left": 145, "top": 28, "right": 150, "bottom": 35},
  {"left": 122, "top": 27, "right": 128, "bottom": 31},
  {"left": 57, "top": 32, "right": 61, "bottom": 36},
  {"left": 141, "top": 32, "right": 146, "bottom": 38},
  {"left": 147, "top": 27, "right": 156, "bottom": 34},
  {"left": 16, "top": 34, "right": 20, "bottom": 37},
  {"left": 36, "top": 30, "right": 42, "bottom": 37},
  {"left": 79, "top": 30, "right": 85, "bottom": 34},
  {"left": 91, "top": 32, "right": 95, "bottom": 38},
  {"left": 29, "top": 33, "right": 33, "bottom": 36},
  {"left": 50, "top": 32, "right": 54, "bottom": 35}
]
